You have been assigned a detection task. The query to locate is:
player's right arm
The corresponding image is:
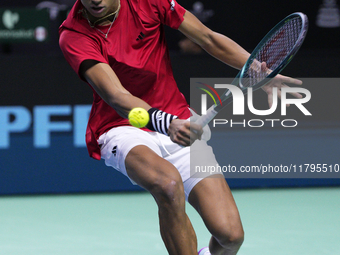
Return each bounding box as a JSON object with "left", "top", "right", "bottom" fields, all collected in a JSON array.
[
  {"left": 79, "top": 60, "right": 151, "bottom": 119},
  {"left": 80, "top": 60, "right": 202, "bottom": 146},
  {"left": 60, "top": 29, "right": 201, "bottom": 146}
]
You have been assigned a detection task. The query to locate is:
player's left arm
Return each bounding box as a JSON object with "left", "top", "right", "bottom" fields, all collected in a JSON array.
[
  {"left": 178, "top": 11, "right": 249, "bottom": 70},
  {"left": 178, "top": 10, "right": 303, "bottom": 107}
]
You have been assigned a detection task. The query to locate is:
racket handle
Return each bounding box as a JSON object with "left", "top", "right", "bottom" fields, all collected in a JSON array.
[{"left": 195, "top": 106, "right": 218, "bottom": 128}]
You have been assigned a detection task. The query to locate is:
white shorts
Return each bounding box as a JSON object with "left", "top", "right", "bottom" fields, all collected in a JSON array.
[{"left": 98, "top": 119, "right": 221, "bottom": 200}]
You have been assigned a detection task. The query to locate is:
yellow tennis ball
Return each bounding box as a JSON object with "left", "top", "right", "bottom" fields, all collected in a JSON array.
[{"left": 128, "top": 107, "right": 149, "bottom": 128}]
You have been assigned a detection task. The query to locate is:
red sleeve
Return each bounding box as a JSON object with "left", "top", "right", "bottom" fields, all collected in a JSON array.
[
  {"left": 151, "top": 0, "right": 186, "bottom": 29},
  {"left": 59, "top": 29, "right": 108, "bottom": 79}
]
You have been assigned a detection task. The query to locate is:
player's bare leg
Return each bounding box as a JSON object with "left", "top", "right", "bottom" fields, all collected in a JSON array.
[
  {"left": 189, "top": 176, "right": 244, "bottom": 255},
  {"left": 125, "top": 145, "right": 197, "bottom": 255}
]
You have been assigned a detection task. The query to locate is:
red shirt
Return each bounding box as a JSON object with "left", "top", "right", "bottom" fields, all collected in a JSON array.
[{"left": 59, "top": 0, "right": 190, "bottom": 160}]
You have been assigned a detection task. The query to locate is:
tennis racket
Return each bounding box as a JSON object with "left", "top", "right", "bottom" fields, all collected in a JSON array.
[{"left": 195, "top": 12, "right": 309, "bottom": 127}]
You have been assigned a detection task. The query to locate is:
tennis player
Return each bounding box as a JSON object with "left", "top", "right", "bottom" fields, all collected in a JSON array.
[{"left": 59, "top": 0, "right": 302, "bottom": 254}]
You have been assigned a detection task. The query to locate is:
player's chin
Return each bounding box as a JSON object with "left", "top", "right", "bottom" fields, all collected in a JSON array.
[{"left": 88, "top": 7, "right": 107, "bottom": 18}]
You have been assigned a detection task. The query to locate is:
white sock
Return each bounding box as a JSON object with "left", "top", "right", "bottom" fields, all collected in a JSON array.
[{"left": 198, "top": 247, "right": 211, "bottom": 255}]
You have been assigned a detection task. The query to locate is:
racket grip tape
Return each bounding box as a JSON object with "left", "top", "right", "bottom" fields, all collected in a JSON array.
[{"left": 195, "top": 107, "right": 218, "bottom": 128}]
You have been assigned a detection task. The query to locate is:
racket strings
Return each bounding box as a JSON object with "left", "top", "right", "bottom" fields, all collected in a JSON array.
[{"left": 242, "top": 16, "right": 303, "bottom": 87}]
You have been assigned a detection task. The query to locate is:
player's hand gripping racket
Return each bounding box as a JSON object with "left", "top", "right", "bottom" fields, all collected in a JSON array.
[{"left": 195, "top": 12, "right": 309, "bottom": 128}]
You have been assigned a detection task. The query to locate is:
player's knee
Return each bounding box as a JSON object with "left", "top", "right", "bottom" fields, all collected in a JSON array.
[
  {"left": 217, "top": 226, "right": 244, "bottom": 250},
  {"left": 210, "top": 217, "right": 244, "bottom": 250},
  {"left": 149, "top": 175, "right": 185, "bottom": 207}
]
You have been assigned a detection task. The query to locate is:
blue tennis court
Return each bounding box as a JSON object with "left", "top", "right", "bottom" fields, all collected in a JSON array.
[{"left": 1, "top": 187, "right": 339, "bottom": 255}]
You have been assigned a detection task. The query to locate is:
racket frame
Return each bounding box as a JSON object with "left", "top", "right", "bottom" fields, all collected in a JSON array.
[{"left": 195, "top": 12, "right": 309, "bottom": 127}]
